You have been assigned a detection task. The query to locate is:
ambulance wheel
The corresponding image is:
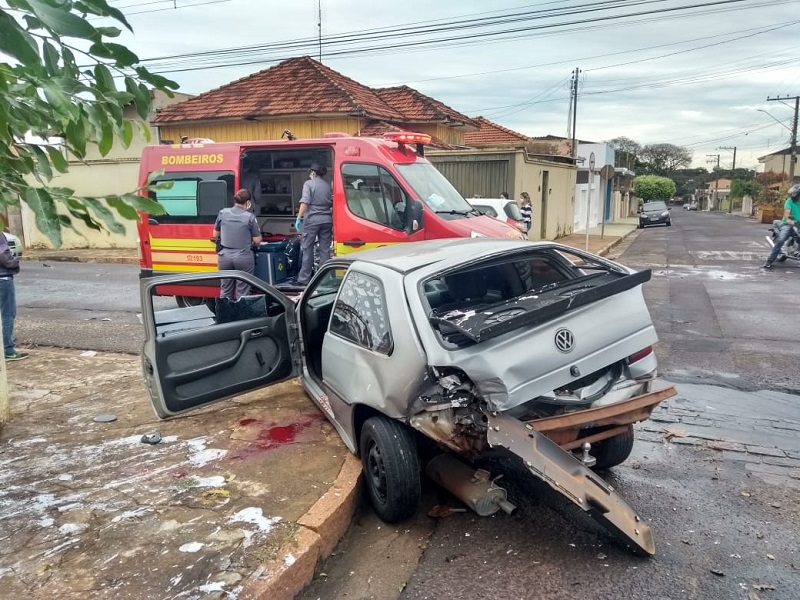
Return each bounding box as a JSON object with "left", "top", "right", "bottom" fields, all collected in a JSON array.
[
  {"left": 175, "top": 296, "right": 216, "bottom": 312},
  {"left": 359, "top": 416, "right": 421, "bottom": 523},
  {"left": 591, "top": 425, "right": 635, "bottom": 470}
]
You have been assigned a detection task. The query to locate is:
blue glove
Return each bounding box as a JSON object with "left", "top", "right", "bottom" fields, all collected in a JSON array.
[{"left": 294, "top": 217, "right": 302, "bottom": 231}]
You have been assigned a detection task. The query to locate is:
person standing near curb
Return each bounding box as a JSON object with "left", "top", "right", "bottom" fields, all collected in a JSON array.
[
  {"left": 294, "top": 163, "right": 333, "bottom": 286},
  {"left": 212, "top": 189, "right": 262, "bottom": 299},
  {"left": 0, "top": 232, "right": 27, "bottom": 360},
  {"left": 519, "top": 192, "right": 532, "bottom": 235}
]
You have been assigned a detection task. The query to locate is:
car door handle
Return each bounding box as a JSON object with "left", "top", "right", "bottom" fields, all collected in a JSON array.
[
  {"left": 343, "top": 240, "right": 365, "bottom": 248},
  {"left": 249, "top": 329, "right": 264, "bottom": 338}
]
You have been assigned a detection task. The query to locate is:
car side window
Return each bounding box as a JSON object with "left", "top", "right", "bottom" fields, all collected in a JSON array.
[
  {"left": 329, "top": 271, "right": 393, "bottom": 354},
  {"left": 341, "top": 163, "right": 407, "bottom": 231}
]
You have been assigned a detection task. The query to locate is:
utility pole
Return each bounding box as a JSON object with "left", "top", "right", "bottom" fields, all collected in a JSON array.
[
  {"left": 317, "top": 0, "right": 323, "bottom": 62},
  {"left": 707, "top": 154, "right": 720, "bottom": 211},
  {"left": 767, "top": 95, "right": 799, "bottom": 182},
  {"left": 719, "top": 146, "right": 737, "bottom": 213},
  {"left": 570, "top": 67, "right": 580, "bottom": 159}
]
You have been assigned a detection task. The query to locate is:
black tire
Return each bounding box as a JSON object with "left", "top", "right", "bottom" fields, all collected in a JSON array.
[
  {"left": 778, "top": 255, "right": 789, "bottom": 263},
  {"left": 591, "top": 425, "right": 635, "bottom": 469},
  {"left": 175, "top": 296, "right": 216, "bottom": 312},
  {"left": 666, "top": 220, "right": 672, "bottom": 227},
  {"left": 359, "top": 416, "right": 421, "bottom": 522}
]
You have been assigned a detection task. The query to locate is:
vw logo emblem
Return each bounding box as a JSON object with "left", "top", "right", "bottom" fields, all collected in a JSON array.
[{"left": 554, "top": 328, "right": 575, "bottom": 353}]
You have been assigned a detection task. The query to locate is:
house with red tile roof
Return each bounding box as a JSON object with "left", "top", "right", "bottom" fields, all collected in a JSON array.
[
  {"left": 427, "top": 116, "right": 578, "bottom": 240},
  {"left": 153, "top": 56, "right": 476, "bottom": 148}
]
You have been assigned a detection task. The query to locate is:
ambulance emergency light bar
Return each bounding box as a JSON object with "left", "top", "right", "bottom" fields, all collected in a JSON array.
[{"left": 383, "top": 131, "right": 432, "bottom": 156}]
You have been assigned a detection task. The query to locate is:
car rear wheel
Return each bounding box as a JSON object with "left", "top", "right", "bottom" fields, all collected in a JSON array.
[
  {"left": 359, "top": 416, "right": 421, "bottom": 522},
  {"left": 591, "top": 425, "right": 635, "bottom": 469}
]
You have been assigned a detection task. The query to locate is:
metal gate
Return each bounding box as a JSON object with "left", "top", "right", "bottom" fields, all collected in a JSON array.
[{"left": 429, "top": 159, "right": 510, "bottom": 199}]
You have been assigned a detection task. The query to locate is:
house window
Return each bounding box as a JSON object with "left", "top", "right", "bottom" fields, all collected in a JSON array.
[
  {"left": 341, "top": 163, "right": 407, "bottom": 231},
  {"left": 330, "top": 271, "right": 393, "bottom": 354}
]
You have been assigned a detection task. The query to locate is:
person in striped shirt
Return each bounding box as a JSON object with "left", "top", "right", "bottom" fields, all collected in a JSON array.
[{"left": 519, "top": 191, "right": 532, "bottom": 234}]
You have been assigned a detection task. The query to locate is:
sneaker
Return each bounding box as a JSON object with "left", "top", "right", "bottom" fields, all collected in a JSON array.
[
  {"left": 4, "top": 352, "right": 28, "bottom": 361},
  {"left": 762, "top": 261, "right": 774, "bottom": 270}
]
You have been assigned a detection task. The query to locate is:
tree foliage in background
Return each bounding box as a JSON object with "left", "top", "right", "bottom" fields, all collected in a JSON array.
[
  {"left": 633, "top": 175, "right": 676, "bottom": 201},
  {"left": 730, "top": 179, "right": 760, "bottom": 199},
  {"left": 604, "top": 136, "right": 641, "bottom": 170},
  {"left": 0, "top": 0, "right": 177, "bottom": 245},
  {"left": 638, "top": 143, "right": 693, "bottom": 175}
]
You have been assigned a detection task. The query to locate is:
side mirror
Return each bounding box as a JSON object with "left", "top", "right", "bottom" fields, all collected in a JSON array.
[
  {"left": 637, "top": 207, "right": 642, "bottom": 214},
  {"left": 405, "top": 199, "right": 425, "bottom": 234}
]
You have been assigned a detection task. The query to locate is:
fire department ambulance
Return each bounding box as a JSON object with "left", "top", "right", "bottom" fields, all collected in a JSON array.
[{"left": 137, "top": 132, "right": 524, "bottom": 305}]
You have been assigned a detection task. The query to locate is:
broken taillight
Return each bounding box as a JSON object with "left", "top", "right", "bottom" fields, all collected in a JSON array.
[{"left": 626, "top": 346, "right": 653, "bottom": 364}]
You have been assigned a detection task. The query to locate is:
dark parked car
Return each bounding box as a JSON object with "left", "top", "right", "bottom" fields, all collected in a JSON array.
[{"left": 638, "top": 200, "right": 671, "bottom": 228}]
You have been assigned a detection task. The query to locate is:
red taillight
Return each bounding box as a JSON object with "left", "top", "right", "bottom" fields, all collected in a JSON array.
[
  {"left": 627, "top": 346, "right": 653, "bottom": 364},
  {"left": 384, "top": 131, "right": 432, "bottom": 145}
]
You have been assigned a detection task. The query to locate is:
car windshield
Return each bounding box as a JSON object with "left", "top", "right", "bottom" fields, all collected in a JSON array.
[
  {"left": 642, "top": 201, "right": 667, "bottom": 211},
  {"left": 395, "top": 162, "right": 477, "bottom": 218}
]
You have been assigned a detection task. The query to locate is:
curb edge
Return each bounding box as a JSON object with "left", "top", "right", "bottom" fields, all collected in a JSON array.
[{"left": 239, "top": 454, "right": 363, "bottom": 600}]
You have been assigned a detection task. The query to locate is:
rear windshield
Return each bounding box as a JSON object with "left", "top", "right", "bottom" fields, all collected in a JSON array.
[
  {"left": 422, "top": 247, "right": 644, "bottom": 347},
  {"left": 472, "top": 204, "right": 498, "bottom": 217}
]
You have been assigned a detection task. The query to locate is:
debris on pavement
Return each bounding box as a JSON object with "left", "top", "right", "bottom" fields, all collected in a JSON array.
[
  {"left": 80, "top": 350, "right": 97, "bottom": 357},
  {"left": 710, "top": 569, "right": 725, "bottom": 576},
  {"left": 753, "top": 584, "right": 776, "bottom": 591},
  {"left": 427, "top": 505, "right": 467, "bottom": 518},
  {"left": 92, "top": 413, "right": 116, "bottom": 423},
  {"left": 140, "top": 432, "right": 162, "bottom": 444}
]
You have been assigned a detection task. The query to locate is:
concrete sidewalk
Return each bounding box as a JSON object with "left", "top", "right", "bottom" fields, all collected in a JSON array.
[
  {"left": 0, "top": 348, "right": 360, "bottom": 600},
  {"left": 22, "top": 217, "right": 640, "bottom": 266}
]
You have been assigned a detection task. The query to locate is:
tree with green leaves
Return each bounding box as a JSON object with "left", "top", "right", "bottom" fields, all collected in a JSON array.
[
  {"left": 0, "top": 0, "right": 177, "bottom": 246},
  {"left": 633, "top": 175, "right": 676, "bottom": 201},
  {"left": 604, "top": 136, "right": 641, "bottom": 171},
  {"left": 638, "top": 143, "right": 692, "bottom": 176}
]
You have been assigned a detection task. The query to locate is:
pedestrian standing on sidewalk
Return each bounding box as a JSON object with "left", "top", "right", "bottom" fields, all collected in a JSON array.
[
  {"left": 212, "top": 189, "right": 262, "bottom": 299},
  {"left": 294, "top": 163, "right": 333, "bottom": 286},
  {"left": 763, "top": 184, "right": 800, "bottom": 269},
  {"left": 519, "top": 192, "right": 532, "bottom": 235},
  {"left": 0, "top": 232, "right": 27, "bottom": 361}
]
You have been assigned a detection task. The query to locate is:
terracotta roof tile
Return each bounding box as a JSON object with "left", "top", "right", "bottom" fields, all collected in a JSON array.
[
  {"left": 357, "top": 121, "right": 455, "bottom": 150},
  {"left": 153, "top": 56, "right": 402, "bottom": 123},
  {"left": 375, "top": 86, "right": 477, "bottom": 128},
  {"left": 464, "top": 116, "right": 529, "bottom": 146}
]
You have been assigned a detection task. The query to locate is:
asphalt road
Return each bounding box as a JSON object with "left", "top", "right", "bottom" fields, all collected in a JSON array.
[
  {"left": 15, "top": 261, "right": 170, "bottom": 353},
  {"left": 301, "top": 209, "right": 800, "bottom": 600}
]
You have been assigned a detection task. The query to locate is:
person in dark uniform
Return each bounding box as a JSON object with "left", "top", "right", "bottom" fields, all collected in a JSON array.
[
  {"left": 294, "top": 163, "right": 332, "bottom": 285},
  {"left": 212, "top": 189, "right": 262, "bottom": 299}
]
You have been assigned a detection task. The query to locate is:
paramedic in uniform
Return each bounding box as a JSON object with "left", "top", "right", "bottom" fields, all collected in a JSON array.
[
  {"left": 212, "top": 189, "right": 262, "bottom": 299},
  {"left": 294, "top": 163, "right": 332, "bottom": 285}
]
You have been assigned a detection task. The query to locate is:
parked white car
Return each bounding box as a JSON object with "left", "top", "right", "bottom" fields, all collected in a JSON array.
[
  {"left": 4, "top": 231, "right": 22, "bottom": 258},
  {"left": 469, "top": 198, "right": 525, "bottom": 231}
]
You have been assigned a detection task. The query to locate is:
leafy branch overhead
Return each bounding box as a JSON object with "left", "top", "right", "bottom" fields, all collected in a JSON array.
[{"left": 0, "top": 0, "right": 177, "bottom": 245}]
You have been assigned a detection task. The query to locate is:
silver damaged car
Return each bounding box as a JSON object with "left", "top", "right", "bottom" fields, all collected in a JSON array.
[{"left": 140, "top": 238, "right": 676, "bottom": 556}]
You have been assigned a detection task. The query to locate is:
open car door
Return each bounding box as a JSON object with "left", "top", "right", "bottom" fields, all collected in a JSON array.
[{"left": 140, "top": 271, "right": 301, "bottom": 419}]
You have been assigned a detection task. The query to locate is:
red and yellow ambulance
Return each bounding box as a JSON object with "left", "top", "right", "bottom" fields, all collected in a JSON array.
[{"left": 137, "top": 132, "right": 523, "bottom": 304}]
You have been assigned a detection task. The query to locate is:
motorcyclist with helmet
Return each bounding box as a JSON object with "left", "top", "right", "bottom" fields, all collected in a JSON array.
[{"left": 763, "top": 183, "right": 800, "bottom": 269}]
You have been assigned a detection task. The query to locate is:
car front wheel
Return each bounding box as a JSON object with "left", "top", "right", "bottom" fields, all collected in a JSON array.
[
  {"left": 591, "top": 425, "right": 635, "bottom": 469},
  {"left": 666, "top": 220, "right": 672, "bottom": 227},
  {"left": 359, "top": 416, "right": 421, "bottom": 522}
]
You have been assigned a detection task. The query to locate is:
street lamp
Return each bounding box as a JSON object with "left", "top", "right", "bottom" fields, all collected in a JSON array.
[{"left": 756, "top": 108, "right": 792, "bottom": 132}]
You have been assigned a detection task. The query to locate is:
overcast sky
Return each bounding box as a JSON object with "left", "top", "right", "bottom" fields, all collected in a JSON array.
[{"left": 113, "top": 0, "right": 799, "bottom": 170}]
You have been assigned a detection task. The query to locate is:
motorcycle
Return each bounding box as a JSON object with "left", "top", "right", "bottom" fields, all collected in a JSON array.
[{"left": 766, "top": 220, "right": 800, "bottom": 263}]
